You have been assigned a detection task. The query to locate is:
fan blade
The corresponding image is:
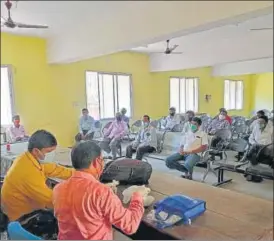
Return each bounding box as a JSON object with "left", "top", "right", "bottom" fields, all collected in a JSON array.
[
  {"left": 16, "top": 22, "right": 48, "bottom": 29},
  {"left": 169, "top": 45, "right": 179, "bottom": 52},
  {"left": 250, "top": 28, "right": 273, "bottom": 31},
  {"left": 169, "top": 52, "right": 183, "bottom": 54}
]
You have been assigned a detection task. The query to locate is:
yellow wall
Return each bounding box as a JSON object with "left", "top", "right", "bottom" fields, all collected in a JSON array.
[
  {"left": 251, "top": 73, "right": 273, "bottom": 112},
  {"left": 0, "top": 33, "right": 264, "bottom": 147}
]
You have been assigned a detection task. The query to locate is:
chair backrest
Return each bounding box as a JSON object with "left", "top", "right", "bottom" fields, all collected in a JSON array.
[
  {"left": 102, "top": 121, "right": 113, "bottom": 135},
  {"left": 150, "top": 120, "right": 159, "bottom": 128},
  {"left": 7, "top": 222, "right": 42, "bottom": 240},
  {"left": 94, "top": 120, "right": 101, "bottom": 129}
]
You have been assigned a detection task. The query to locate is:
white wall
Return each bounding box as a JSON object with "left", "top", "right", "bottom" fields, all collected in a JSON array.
[{"left": 212, "top": 57, "right": 273, "bottom": 76}]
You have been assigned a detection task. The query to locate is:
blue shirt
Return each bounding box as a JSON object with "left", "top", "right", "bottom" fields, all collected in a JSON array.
[{"left": 79, "top": 116, "right": 95, "bottom": 134}]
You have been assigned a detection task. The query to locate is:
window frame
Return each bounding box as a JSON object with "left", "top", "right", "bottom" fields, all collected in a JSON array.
[
  {"left": 224, "top": 79, "right": 244, "bottom": 111},
  {"left": 85, "top": 70, "right": 133, "bottom": 120},
  {"left": 1, "top": 65, "right": 16, "bottom": 127},
  {"left": 169, "top": 76, "right": 199, "bottom": 113}
]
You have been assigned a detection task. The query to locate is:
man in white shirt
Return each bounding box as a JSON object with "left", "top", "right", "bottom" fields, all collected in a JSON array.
[
  {"left": 162, "top": 107, "right": 178, "bottom": 131},
  {"left": 75, "top": 108, "right": 95, "bottom": 142},
  {"left": 165, "top": 117, "right": 208, "bottom": 180}
]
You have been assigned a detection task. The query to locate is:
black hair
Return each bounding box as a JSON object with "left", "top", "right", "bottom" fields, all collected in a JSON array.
[
  {"left": 169, "top": 107, "right": 176, "bottom": 111},
  {"left": 219, "top": 108, "right": 226, "bottom": 112},
  {"left": 257, "top": 110, "right": 265, "bottom": 116},
  {"left": 143, "top": 115, "right": 150, "bottom": 121},
  {"left": 221, "top": 110, "right": 228, "bottom": 114},
  {"left": 28, "top": 130, "right": 57, "bottom": 152},
  {"left": 192, "top": 117, "right": 202, "bottom": 126},
  {"left": 186, "top": 110, "right": 195, "bottom": 115},
  {"left": 12, "top": 115, "right": 20, "bottom": 121},
  {"left": 82, "top": 108, "right": 88, "bottom": 112},
  {"left": 71, "top": 141, "right": 101, "bottom": 170},
  {"left": 259, "top": 115, "right": 268, "bottom": 123}
]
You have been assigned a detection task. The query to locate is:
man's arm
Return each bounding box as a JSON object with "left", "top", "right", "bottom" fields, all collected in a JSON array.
[
  {"left": 99, "top": 187, "right": 144, "bottom": 235},
  {"left": 104, "top": 122, "right": 113, "bottom": 137},
  {"left": 249, "top": 130, "right": 256, "bottom": 145},
  {"left": 184, "top": 134, "right": 208, "bottom": 154},
  {"left": 42, "top": 163, "right": 74, "bottom": 179}
]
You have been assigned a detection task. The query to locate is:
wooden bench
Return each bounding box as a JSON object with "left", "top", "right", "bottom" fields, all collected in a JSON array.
[{"left": 48, "top": 171, "right": 273, "bottom": 240}]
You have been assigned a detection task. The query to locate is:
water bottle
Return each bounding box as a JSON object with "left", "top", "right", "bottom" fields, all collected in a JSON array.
[{"left": 6, "top": 142, "right": 11, "bottom": 152}]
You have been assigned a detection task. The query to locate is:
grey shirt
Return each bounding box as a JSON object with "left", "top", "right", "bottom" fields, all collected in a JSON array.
[{"left": 79, "top": 115, "right": 95, "bottom": 134}]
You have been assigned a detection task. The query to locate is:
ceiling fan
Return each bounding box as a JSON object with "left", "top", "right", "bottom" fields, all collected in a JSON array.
[
  {"left": 150, "top": 40, "right": 183, "bottom": 55},
  {"left": 249, "top": 27, "right": 273, "bottom": 31},
  {"left": 1, "top": 0, "right": 48, "bottom": 29}
]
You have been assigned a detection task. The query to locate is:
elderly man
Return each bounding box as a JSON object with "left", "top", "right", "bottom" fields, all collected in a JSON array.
[
  {"left": 8, "top": 115, "right": 29, "bottom": 142},
  {"left": 53, "top": 141, "right": 145, "bottom": 240},
  {"left": 126, "top": 115, "right": 157, "bottom": 160},
  {"left": 165, "top": 117, "right": 208, "bottom": 180},
  {"left": 162, "top": 107, "right": 178, "bottom": 131},
  {"left": 1, "top": 130, "right": 73, "bottom": 221},
  {"left": 100, "top": 112, "right": 128, "bottom": 160},
  {"left": 75, "top": 108, "right": 95, "bottom": 142},
  {"left": 207, "top": 110, "right": 230, "bottom": 135}
]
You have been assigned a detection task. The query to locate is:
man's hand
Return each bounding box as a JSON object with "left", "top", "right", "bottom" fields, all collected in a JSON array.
[{"left": 80, "top": 133, "right": 85, "bottom": 140}]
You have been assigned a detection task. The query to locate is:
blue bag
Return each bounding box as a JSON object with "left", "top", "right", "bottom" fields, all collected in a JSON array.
[{"left": 153, "top": 194, "right": 206, "bottom": 229}]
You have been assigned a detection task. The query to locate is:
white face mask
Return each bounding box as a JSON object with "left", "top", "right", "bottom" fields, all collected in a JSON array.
[
  {"left": 219, "top": 115, "right": 225, "bottom": 120},
  {"left": 40, "top": 151, "right": 56, "bottom": 163}
]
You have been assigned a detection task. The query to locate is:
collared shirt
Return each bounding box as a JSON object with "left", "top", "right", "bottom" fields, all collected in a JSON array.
[
  {"left": 136, "top": 126, "right": 157, "bottom": 149},
  {"left": 207, "top": 119, "right": 230, "bottom": 135},
  {"left": 182, "top": 122, "right": 191, "bottom": 135},
  {"left": 79, "top": 115, "right": 95, "bottom": 134},
  {"left": 249, "top": 124, "right": 273, "bottom": 146},
  {"left": 180, "top": 129, "right": 208, "bottom": 156},
  {"left": 163, "top": 115, "right": 178, "bottom": 130},
  {"left": 53, "top": 171, "right": 144, "bottom": 240},
  {"left": 1, "top": 152, "right": 73, "bottom": 221},
  {"left": 121, "top": 115, "right": 130, "bottom": 124},
  {"left": 8, "top": 125, "right": 26, "bottom": 142},
  {"left": 104, "top": 120, "right": 128, "bottom": 139}
]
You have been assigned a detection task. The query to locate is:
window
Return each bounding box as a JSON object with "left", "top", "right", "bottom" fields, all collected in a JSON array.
[
  {"left": 85, "top": 71, "right": 132, "bottom": 119},
  {"left": 1, "top": 66, "right": 14, "bottom": 125},
  {"left": 224, "top": 80, "right": 243, "bottom": 110},
  {"left": 169, "top": 77, "right": 198, "bottom": 113}
]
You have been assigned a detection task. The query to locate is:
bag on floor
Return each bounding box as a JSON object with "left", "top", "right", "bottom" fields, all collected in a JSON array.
[
  {"left": 149, "top": 194, "right": 206, "bottom": 229},
  {"left": 17, "top": 209, "right": 58, "bottom": 240},
  {"left": 100, "top": 158, "right": 153, "bottom": 185}
]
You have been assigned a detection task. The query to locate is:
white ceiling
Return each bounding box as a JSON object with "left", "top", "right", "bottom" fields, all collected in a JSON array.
[{"left": 1, "top": 1, "right": 273, "bottom": 65}]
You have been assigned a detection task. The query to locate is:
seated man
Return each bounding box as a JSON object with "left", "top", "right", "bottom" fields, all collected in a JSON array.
[
  {"left": 1, "top": 130, "right": 74, "bottom": 221},
  {"left": 126, "top": 115, "right": 157, "bottom": 160},
  {"left": 121, "top": 107, "right": 130, "bottom": 125},
  {"left": 207, "top": 110, "right": 230, "bottom": 135},
  {"left": 8, "top": 115, "right": 29, "bottom": 142},
  {"left": 249, "top": 110, "right": 266, "bottom": 132},
  {"left": 100, "top": 112, "right": 128, "bottom": 160},
  {"left": 53, "top": 141, "right": 145, "bottom": 240},
  {"left": 75, "top": 108, "right": 95, "bottom": 142},
  {"left": 248, "top": 116, "right": 273, "bottom": 165},
  {"left": 214, "top": 108, "right": 232, "bottom": 124},
  {"left": 182, "top": 110, "right": 195, "bottom": 135},
  {"left": 165, "top": 117, "right": 208, "bottom": 180},
  {"left": 162, "top": 107, "right": 178, "bottom": 131}
]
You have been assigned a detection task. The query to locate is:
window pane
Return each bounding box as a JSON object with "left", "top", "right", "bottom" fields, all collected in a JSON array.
[
  {"left": 117, "top": 75, "right": 131, "bottom": 116},
  {"left": 229, "top": 81, "right": 236, "bottom": 110},
  {"left": 224, "top": 80, "right": 230, "bottom": 110},
  {"left": 85, "top": 72, "right": 100, "bottom": 120},
  {"left": 194, "top": 78, "right": 198, "bottom": 112},
  {"left": 186, "top": 78, "right": 194, "bottom": 112},
  {"left": 1, "top": 67, "right": 13, "bottom": 125},
  {"left": 99, "top": 74, "right": 115, "bottom": 119},
  {"left": 236, "top": 81, "right": 243, "bottom": 110},
  {"left": 179, "top": 78, "right": 186, "bottom": 113},
  {"left": 170, "top": 78, "right": 180, "bottom": 112}
]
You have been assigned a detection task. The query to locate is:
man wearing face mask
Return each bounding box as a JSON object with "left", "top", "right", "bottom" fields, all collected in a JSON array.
[
  {"left": 165, "top": 117, "right": 208, "bottom": 180},
  {"left": 162, "top": 107, "right": 178, "bottom": 131},
  {"left": 1, "top": 130, "right": 74, "bottom": 221},
  {"left": 125, "top": 115, "right": 157, "bottom": 160},
  {"left": 8, "top": 115, "right": 29, "bottom": 142},
  {"left": 53, "top": 141, "right": 145, "bottom": 240},
  {"left": 100, "top": 112, "right": 128, "bottom": 160},
  {"left": 207, "top": 110, "right": 230, "bottom": 135},
  {"left": 182, "top": 110, "right": 195, "bottom": 135}
]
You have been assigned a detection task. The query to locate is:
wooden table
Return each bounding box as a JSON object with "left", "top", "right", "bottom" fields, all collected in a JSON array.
[{"left": 48, "top": 171, "right": 273, "bottom": 240}]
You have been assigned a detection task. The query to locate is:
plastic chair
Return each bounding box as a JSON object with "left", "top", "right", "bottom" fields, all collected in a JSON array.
[{"left": 7, "top": 221, "right": 42, "bottom": 240}]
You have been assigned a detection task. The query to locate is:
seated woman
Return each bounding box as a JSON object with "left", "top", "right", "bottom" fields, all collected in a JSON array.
[
  {"left": 8, "top": 115, "right": 29, "bottom": 142},
  {"left": 126, "top": 115, "right": 157, "bottom": 160},
  {"left": 1, "top": 130, "right": 74, "bottom": 222}
]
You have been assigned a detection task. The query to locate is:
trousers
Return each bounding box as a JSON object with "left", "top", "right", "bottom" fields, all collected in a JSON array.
[
  {"left": 126, "top": 144, "right": 155, "bottom": 160},
  {"left": 100, "top": 137, "right": 121, "bottom": 159}
]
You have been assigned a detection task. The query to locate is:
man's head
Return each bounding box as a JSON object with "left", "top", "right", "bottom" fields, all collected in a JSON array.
[
  {"left": 71, "top": 141, "right": 103, "bottom": 179},
  {"left": 258, "top": 116, "right": 268, "bottom": 130},
  {"left": 219, "top": 110, "right": 227, "bottom": 120},
  {"left": 12, "top": 115, "right": 20, "bottom": 127},
  {"left": 190, "top": 117, "right": 202, "bottom": 133},
  {"left": 219, "top": 108, "right": 226, "bottom": 113},
  {"left": 121, "top": 108, "right": 127, "bottom": 115},
  {"left": 82, "top": 108, "right": 89, "bottom": 118},
  {"left": 256, "top": 110, "right": 265, "bottom": 119},
  {"left": 115, "top": 112, "right": 122, "bottom": 122},
  {"left": 186, "top": 110, "right": 195, "bottom": 122},
  {"left": 28, "top": 130, "right": 57, "bottom": 161},
  {"left": 169, "top": 107, "right": 176, "bottom": 116},
  {"left": 143, "top": 115, "right": 150, "bottom": 127}
]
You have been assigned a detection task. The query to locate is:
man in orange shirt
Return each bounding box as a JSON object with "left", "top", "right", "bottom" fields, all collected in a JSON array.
[
  {"left": 53, "top": 141, "right": 145, "bottom": 240},
  {"left": 1, "top": 130, "right": 74, "bottom": 221}
]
